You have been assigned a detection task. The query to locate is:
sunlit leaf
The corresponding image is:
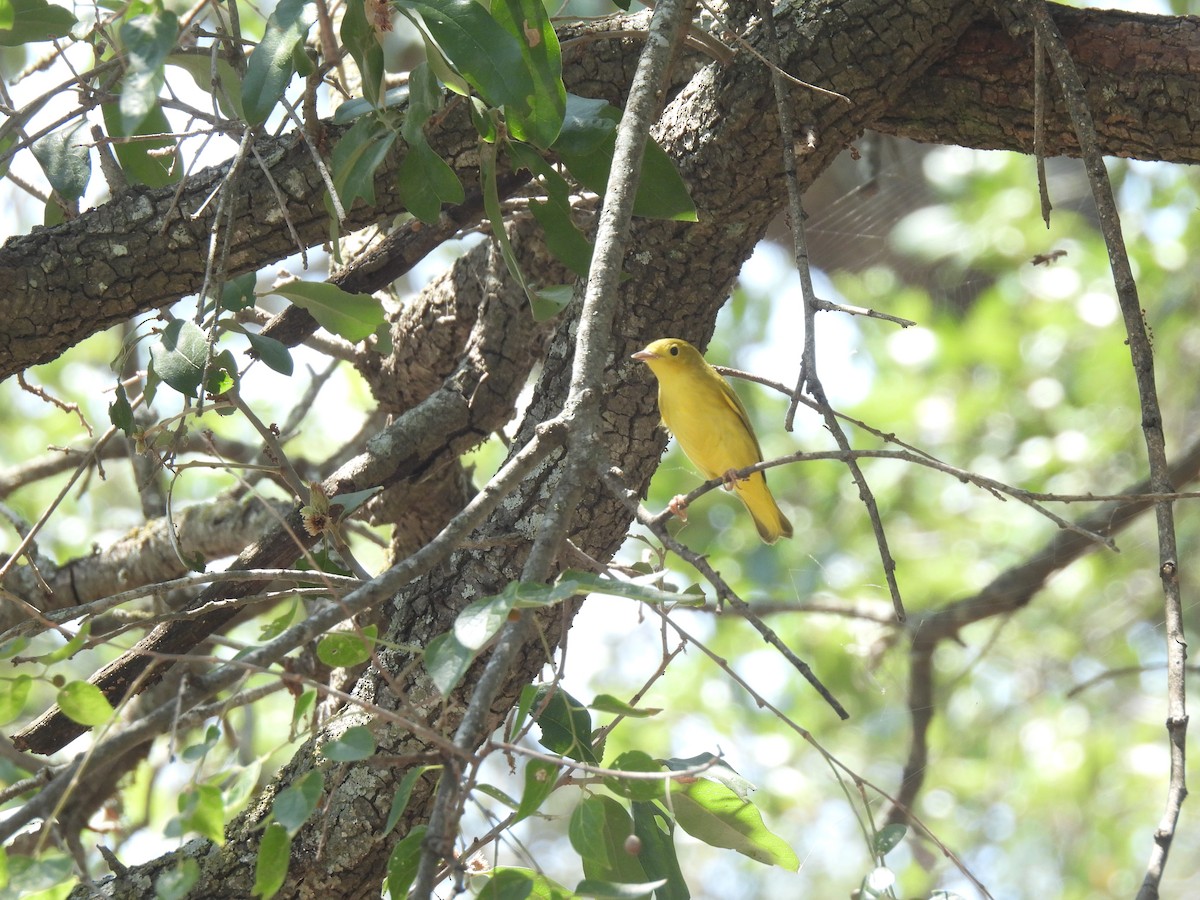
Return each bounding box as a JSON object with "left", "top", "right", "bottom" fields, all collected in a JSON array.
[
  {"left": 57, "top": 680, "right": 115, "bottom": 727},
  {"left": 316, "top": 626, "right": 377, "bottom": 668},
  {"left": 0, "top": 674, "right": 31, "bottom": 726},
  {"left": 269, "top": 281, "right": 384, "bottom": 342},
  {"left": 669, "top": 779, "right": 798, "bottom": 870},
  {"left": 490, "top": 0, "right": 565, "bottom": 148},
  {"left": 179, "top": 784, "right": 226, "bottom": 845},
  {"left": 155, "top": 858, "right": 200, "bottom": 900}
]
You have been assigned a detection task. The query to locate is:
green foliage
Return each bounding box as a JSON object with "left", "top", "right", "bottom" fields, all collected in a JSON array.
[
  {"left": 55, "top": 680, "right": 114, "bottom": 726},
  {"left": 0, "top": 0, "right": 76, "bottom": 45},
  {"left": 242, "top": 0, "right": 318, "bottom": 125},
  {"left": 267, "top": 281, "right": 385, "bottom": 343},
  {"left": 316, "top": 625, "right": 377, "bottom": 668},
  {"left": 321, "top": 725, "right": 375, "bottom": 762},
  {"left": 117, "top": 6, "right": 178, "bottom": 137}
]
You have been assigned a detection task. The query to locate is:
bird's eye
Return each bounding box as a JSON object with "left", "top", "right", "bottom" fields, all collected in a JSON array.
[{"left": 669, "top": 344, "right": 679, "bottom": 356}]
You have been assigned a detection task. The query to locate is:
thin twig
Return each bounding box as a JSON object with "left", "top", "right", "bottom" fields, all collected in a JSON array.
[
  {"left": 754, "top": 0, "right": 904, "bottom": 623},
  {"left": 1016, "top": 5, "right": 1186, "bottom": 896}
]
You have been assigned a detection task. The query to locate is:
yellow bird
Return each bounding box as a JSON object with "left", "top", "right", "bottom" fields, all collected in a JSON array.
[{"left": 632, "top": 338, "right": 793, "bottom": 544}]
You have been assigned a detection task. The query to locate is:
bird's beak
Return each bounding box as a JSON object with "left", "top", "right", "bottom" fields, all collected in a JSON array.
[{"left": 631, "top": 348, "right": 655, "bottom": 361}]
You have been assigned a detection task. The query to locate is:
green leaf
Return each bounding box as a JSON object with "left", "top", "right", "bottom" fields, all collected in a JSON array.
[
  {"left": 242, "top": 0, "right": 317, "bottom": 125},
  {"left": 149, "top": 319, "right": 208, "bottom": 397},
  {"left": 479, "top": 868, "right": 579, "bottom": 899},
  {"left": 272, "top": 770, "right": 325, "bottom": 832},
  {"left": 291, "top": 689, "right": 316, "bottom": 729},
  {"left": 220, "top": 271, "right": 258, "bottom": 311},
  {"left": 155, "top": 858, "right": 200, "bottom": 900},
  {"left": 394, "top": 0, "right": 536, "bottom": 128},
  {"left": 258, "top": 599, "right": 297, "bottom": 640},
  {"left": 180, "top": 724, "right": 221, "bottom": 763},
  {"left": 510, "top": 138, "right": 594, "bottom": 277},
  {"left": 253, "top": 822, "right": 291, "bottom": 898},
  {"left": 340, "top": 0, "right": 385, "bottom": 106},
  {"left": 589, "top": 695, "right": 660, "bottom": 719},
  {"left": 533, "top": 686, "right": 596, "bottom": 764},
  {"left": 475, "top": 782, "right": 520, "bottom": 809},
  {"left": 334, "top": 86, "right": 410, "bottom": 125},
  {"left": 873, "top": 822, "right": 907, "bottom": 856},
  {"left": 0, "top": 636, "right": 29, "bottom": 660},
  {"left": 396, "top": 137, "right": 465, "bottom": 224},
  {"left": 554, "top": 95, "right": 696, "bottom": 221},
  {"left": 109, "top": 382, "right": 134, "bottom": 434},
  {"left": 57, "top": 680, "right": 116, "bottom": 727},
  {"left": 118, "top": 8, "right": 178, "bottom": 136},
  {"left": 31, "top": 121, "right": 90, "bottom": 201},
  {"left": 322, "top": 724, "right": 376, "bottom": 762},
  {"left": 528, "top": 198, "right": 593, "bottom": 279},
  {"left": 205, "top": 348, "right": 238, "bottom": 396},
  {"left": 662, "top": 753, "right": 754, "bottom": 800},
  {"left": 570, "top": 796, "right": 613, "bottom": 869},
  {"left": 316, "top": 625, "right": 377, "bottom": 668},
  {"left": 565, "top": 569, "right": 703, "bottom": 606},
  {"left": 631, "top": 802, "right": 689, "bottom": 900},
  {"left": 179, "top": 784, "right": 226, "bottom": 845},
  {"left": 38, "top": 620, "right": 92, "bottom": 664},
  {"left": 384, "top": 765, "right": 437, "bottom": 835},
  {"left": 513, "top": 759, "right": 560, "bottom": 824},
  {"left": 246, "top": 327, "right": 294, "bottom": 373},
  {"left": 454, "top": 586, "right": 519, "bottom": 650},
  {"left": 574, "top": 796, "right": 648, "bottom": 885},
  {"left": 604, "top": 751, "right": 663, "bottom": 803},
  {"left": 331, "top": 116, "right": 397, "bottom": 212},
  {"left": 167, "top": 53, "right": 245, "bottom": 121},
  {"left": 489, "top": 0, "right": 565, "bottom": 148},
  {"left": 0, "top": 0, "right": 76, "bottom": 45},
  {"left": 669, "top": 779, "right": 798, "bottom": 870},
  {"left": 482, "top": 136, "right": 565, "bottom": 319},
  {"left": 0, "top": 674, "right": 31, "bottom": 726},
  {"left": 269, "top": 281, "right": 384, "bottom": 342},
  {"left": 102, "top": 100, "right": 180, "bottom": 188},
  {"left": 385, "top": 825, "right": 427, "bottom": 899},
  {"left": 423, "top": 630, "right": 476, "bottom": 695}
]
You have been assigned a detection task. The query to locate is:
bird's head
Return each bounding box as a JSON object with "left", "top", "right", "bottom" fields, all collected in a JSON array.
[{"left": 631, "top": 338, "right": 704, "bottom": 375}]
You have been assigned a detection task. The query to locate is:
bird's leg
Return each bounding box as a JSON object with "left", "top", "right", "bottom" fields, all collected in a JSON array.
[
  {"left": 721, "top": 468, "right": 747, "bottom": 491},
  {"left": 667, "top": 495, "right": 689, "bottom": 521}
]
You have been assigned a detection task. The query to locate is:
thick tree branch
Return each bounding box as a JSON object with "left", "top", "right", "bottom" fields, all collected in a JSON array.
[{"left": 2, "top": 4, "right": 1196, "bottom": 383}]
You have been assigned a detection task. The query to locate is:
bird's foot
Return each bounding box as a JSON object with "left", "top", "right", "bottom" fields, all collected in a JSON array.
[
  {"left": 667, "top": 494, "right": 689, "bottom": 521},
  {"left": 721, "top": 468, "right": 746, "bottom": 490}
]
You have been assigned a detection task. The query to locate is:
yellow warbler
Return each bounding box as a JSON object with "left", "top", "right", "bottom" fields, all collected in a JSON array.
[{"left": 632, "top": 338, "right": 793, "bottom": 544}]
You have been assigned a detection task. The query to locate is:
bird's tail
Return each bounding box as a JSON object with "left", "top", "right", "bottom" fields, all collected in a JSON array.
[{"left": 735, "top": 474, "right": 793, "bottom": 544}]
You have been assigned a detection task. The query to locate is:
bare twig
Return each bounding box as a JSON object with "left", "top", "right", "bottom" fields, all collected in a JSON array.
[
  {"left": 755, "top": 0, "right": 905, "bottom": 623},
  {"left": 1015, "top": 4, "right": 1186, "bottom": 895}
]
